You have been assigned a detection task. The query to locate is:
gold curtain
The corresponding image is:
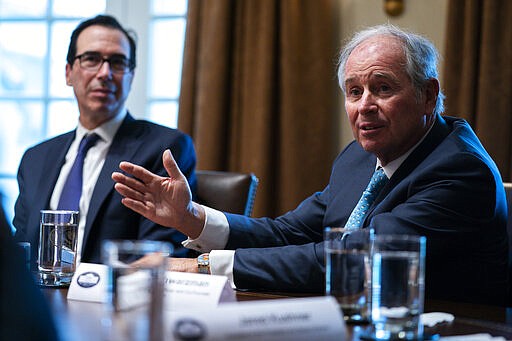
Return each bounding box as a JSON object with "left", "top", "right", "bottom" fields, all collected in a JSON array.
[
  {"left": 178, "top": 0, "right": 340, "bottom": 217},
  {"left": 443, "top": 0, "right": 512, "bottom": 181}
]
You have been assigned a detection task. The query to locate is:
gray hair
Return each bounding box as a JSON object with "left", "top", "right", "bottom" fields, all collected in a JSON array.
[{"left": 337, "top": 24, "right": 445, "bottom": 116}]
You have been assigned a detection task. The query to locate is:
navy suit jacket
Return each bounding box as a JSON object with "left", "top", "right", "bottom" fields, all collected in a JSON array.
[
  {"left": 14, "top": 113, "right": 197, "bottom": 267},
  {"left": 225, "top": 115, "right": 508, "bottom": 305}
]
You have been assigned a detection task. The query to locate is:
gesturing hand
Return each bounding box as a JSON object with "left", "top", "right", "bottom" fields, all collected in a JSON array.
[{"left": 112, "top": 149, "right": 205, "bottom": 239}]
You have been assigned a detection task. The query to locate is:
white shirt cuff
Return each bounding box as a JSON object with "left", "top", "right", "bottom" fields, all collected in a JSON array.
[
  {"left": 182, "top": 205, "right": 230, "bottom": 252},
  {"left": 210, "top": 249, "right": 236, "bottom": 288}
]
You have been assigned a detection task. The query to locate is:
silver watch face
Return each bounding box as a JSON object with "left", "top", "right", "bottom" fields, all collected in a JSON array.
[{"left": 197, "top": 253, "right": 209, "bottom": 267}]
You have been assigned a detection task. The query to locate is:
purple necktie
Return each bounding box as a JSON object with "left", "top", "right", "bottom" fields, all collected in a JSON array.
[{"left": 57, "top": 133, "right": 100, "bottom": 211}]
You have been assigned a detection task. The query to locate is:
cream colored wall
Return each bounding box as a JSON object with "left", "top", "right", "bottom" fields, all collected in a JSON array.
[{"left": 337, "top": 0, "right": 449, "bottom": 148}]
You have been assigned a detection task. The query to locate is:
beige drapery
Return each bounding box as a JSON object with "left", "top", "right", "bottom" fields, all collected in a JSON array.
[
  {"left": 178, "top": 0, "right": 340, "bottom": 217},
  {"left": 443, "top": 0, "right": 512, "bottom": 181}
]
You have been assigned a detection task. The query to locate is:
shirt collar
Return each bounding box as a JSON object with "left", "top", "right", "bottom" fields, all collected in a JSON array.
[
  {"left": 76, "top": 109, "right": 127, "bottom": 143},
  {"left": 377, "top": 121, "right": 435, "bottom": 179}
]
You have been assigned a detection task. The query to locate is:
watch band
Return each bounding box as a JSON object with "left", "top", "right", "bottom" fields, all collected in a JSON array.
[{"left": 197, "top": 253, "right": 210, "bottom": 274}]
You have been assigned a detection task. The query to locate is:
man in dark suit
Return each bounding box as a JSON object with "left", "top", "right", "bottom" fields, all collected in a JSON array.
[
  {"left": 112, "top": 25, "right": 508, "bottom": 305},
  {"left": 14, "top": 15, "right": 197, "bottom": 269}
]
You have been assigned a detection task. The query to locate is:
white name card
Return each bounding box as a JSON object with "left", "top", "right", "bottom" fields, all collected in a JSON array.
[
  {"left": 166, "top": 296, "right": 346, "bottom": 341},
  {"left": 67, "top": 264, "right": 235, "bottom": 310},
  {"left": 164, "top": 271, "right": 236, "bottom": 310},
  {"left": 67, "top": 262, "right": 109, "bottom": 303},
  {"left": 115, "top": 270, "right": 153, "bottom": 310}
]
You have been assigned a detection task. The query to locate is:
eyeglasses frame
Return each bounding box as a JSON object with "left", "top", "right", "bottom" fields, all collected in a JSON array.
[{"left": 73, "top": 52, "right": 134, "bottom": 74}]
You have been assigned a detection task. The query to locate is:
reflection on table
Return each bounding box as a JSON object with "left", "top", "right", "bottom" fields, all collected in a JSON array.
[{"left": 41, "top": 287, "right": 512, "bottom": 341}]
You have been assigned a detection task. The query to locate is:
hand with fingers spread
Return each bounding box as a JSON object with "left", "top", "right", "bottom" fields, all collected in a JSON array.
[{"left": 112, "top": 149, "right": 205, "bottom": 239}]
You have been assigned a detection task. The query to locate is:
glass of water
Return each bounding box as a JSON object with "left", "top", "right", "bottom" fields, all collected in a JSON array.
[
  {"left": 324, "top": 227, "right": 373, "bottom": 323},
  {"left": 370, "top": 234, "right": 426, "bottom": 340},
  {"left": 37, "top": 210, "right": 79, "bottom": 287}
]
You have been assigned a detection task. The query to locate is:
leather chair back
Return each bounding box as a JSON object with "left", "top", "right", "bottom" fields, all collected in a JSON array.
[
  {"left": 505, "top": 182, "right": 512, "bottom": 305},
  {"left": 196, "top": 170, "right": 259, "bottom": 216}
]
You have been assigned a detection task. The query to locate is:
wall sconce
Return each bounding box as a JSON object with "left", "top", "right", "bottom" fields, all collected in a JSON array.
[{"left": 384, "top": 0, "right": 405, "bottom": 17}]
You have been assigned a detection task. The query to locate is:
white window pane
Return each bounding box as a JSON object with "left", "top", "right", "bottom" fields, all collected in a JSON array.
[
  {"left": 148, "top": 19, "right": 186, "bottom": 99},
  {"left": 148, "top": 102, "right": 178, "bottom": 128},
  {"left": 151, "top": 0, "right": 187, "bottom": 15},
  {"left": 52, "top": 0, "right": 105, "bottom": 17},
  {"left": 0, "top": 0, "right": 47, "bottom": 17},
  {"left": 0, "top": 23, "right": 47, "bottom": 97},
  {"left": 0, "top": 22, "right": 47, "bottom": 57},
  {"left": 48, "top": 100, "right": 79, "bottom": 137},
  {"left": 50, "top": 21, "right": 82, "bottom": 98},
  {"left": 0, "top": 101, "right": 44, "bottom": 174}
]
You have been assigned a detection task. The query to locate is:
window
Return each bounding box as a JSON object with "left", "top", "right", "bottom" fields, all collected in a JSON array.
[{"left": 0, "top": 0, "right": 188, "bottom": 228}]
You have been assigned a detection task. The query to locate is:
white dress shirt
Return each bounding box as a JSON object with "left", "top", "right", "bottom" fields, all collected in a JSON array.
[
  {"left": 50, "top": 110, "right": 127, "bottom": 264},
  {"left": 184, "top": 122, "right": 435, "bottom": 286}
]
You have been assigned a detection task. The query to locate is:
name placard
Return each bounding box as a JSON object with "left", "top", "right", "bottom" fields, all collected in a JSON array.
[
  {"left": 67, "top": 262, "right": 109, "bottom": 303},
  {"left": 166, "top": 296, "right": 346, "bottom": 341},
  {"left": 67, "top": 264, "right": 235, "bottom": 310},
  {"left": 164, "top": 271, "right": 236, "bottom": 310}
]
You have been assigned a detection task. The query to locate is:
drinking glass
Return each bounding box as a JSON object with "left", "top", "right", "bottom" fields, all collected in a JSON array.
[
  {"left": 324, "top": 227, "right": 373, "bottom": 323},
  {"left": 370, "top": 234, "right": 426, "bottom": 340},
  {"left": 37, "top": 210, "right": 79, "bottom": 286},
  {"left": 102, "top": 240, "right": 172, "bottom": 341},
  {"left": 18, "top": 241, "right": 31, "bottom": 271}
]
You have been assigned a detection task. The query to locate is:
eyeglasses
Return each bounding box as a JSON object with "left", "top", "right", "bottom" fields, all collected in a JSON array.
[{"left": 74, "top": 52, "right": 133, "bottom": 74}]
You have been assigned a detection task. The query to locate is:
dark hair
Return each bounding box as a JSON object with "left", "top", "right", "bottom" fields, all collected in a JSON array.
[{"left": 66, "top": 14, "right": 136, "bottom": 70}]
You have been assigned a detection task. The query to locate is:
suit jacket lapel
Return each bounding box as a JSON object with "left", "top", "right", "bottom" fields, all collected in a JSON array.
[
  {"left": 365, "top": 115, "right": 450, "bottom": 221},
  {"left": 385, "top": 114, "right": 449, "bottom": 190},
  {"left": 82, "top": 113, "right": 145, "bottom": 246}
]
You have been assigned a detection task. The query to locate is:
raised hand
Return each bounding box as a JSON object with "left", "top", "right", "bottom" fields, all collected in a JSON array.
[{"left": 112, "top": 149, "right": 205, "bottom": 239}]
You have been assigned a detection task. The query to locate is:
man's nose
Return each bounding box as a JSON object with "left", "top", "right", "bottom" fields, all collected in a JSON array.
[
  {"left": 358, "top": 92, "right": 377, "bottom": 115},
  {"left": 96, "top": 60, "right": 113, "bottom": 78}
]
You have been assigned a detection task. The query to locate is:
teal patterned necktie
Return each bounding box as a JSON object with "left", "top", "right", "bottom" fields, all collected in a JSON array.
[{"left": 345, "top": 168, "right": 388, "bottom": 230}]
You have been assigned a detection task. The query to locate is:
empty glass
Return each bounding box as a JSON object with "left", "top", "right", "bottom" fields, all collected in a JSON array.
[{"left": 102, "top": 240, "right": 172, "bottom": 341}]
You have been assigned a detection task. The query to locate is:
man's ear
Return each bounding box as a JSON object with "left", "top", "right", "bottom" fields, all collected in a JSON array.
[
  {"left": 65, "top": 63, "right": 72, "bottom": 86},
  {"left": 424, "top": 78, "right": 440, "bottom": 114}
]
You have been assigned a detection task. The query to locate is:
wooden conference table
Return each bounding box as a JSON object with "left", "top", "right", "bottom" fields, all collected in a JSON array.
[{"left": 42, "top": 287, "right": 512, "bottom": 340}]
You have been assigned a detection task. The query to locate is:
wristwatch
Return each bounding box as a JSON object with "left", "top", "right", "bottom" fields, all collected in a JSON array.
[{"left": 197, "top": 253, "right": 210, "bottom": 274}]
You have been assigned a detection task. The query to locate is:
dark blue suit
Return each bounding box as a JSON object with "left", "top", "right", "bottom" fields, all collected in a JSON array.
[
  {"left": 14, "top": 113, "right": 197, "bottom": 267},
  {"left": 226, "top": 115, "right": 508, "bottom": 305}
]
